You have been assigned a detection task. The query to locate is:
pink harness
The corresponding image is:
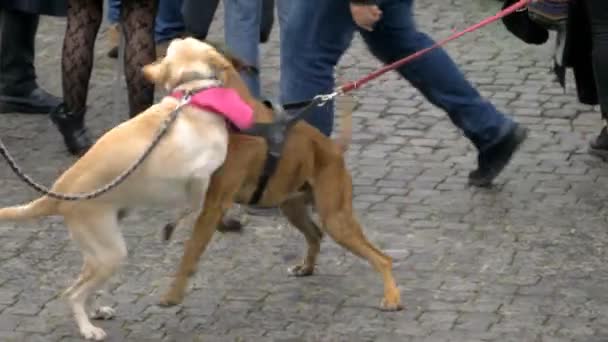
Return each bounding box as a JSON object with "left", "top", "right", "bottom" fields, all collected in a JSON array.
[{"left": 170, "top": 87, "right": 254, "bottom": 130}]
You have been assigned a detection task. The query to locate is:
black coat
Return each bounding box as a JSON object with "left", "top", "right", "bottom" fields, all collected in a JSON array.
[
  {"left": 0, "top": 0, "right": 67, "bottom": 17},
  {"left": 560, "top": 0, "right": 597, "bottom": 106},
  {"left": 501, "top": 0, "right": 598, "bottom": 106}
]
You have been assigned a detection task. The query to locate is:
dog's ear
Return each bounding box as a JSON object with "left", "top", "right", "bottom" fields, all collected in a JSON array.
[
  {"left": 142, "top": 61, "right": 168, "bottom": 85},
  {"left": 204, "top": 40, "right": 248, "bottom": 72},
  {"left": 223, "top": 52, "right": 247, "bottom": 72},
  {"left": 203, "top": 49, "right": 235, "bottom": 84}
]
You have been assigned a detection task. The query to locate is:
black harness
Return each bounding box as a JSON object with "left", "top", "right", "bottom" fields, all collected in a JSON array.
[
  {"left": 239, "top": 98, "right": 321, "bottom": 205},
  {"left": 175, "top": 68, "right": 328, "bottom": 206}
]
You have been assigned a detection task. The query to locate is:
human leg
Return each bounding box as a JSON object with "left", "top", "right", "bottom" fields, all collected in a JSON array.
[
  {"left": 155, "top": 0, "right": 185, "bottom": 55},
  {"left": 360, "top": 0, "right": 526, "bottom": 186},
  {"left": 180, "top": 0, "right": 219, "bottom": 40},
  {"left": 50, "top": 0, "right": 101, "bottom": 155},
  {"left": 585, "top": 0, "right": 608, "bottom": 158},
  {"left": 106, "top": 0, "right": 121, "bottom": 58},
  {"left": 121, "top": 0, "right": 157, "bottom": 116},
  {"left": 0, "top": 8, "right": 62, "bottom": 113},
  {"left": 279, "top": 0, "right": 355, "bottom": 136},
  {"left": 224, "top": 0, "right": 263, "bottom": 97}
]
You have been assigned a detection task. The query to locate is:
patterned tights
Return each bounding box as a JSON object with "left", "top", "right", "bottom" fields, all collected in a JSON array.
[{"left": 61, "top": 0, "right": 157, "bottom": 117}]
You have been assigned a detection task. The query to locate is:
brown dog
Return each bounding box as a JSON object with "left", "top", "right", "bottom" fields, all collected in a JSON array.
[{"left": 144, "top": 38, "right": 403, "bottom": 312}]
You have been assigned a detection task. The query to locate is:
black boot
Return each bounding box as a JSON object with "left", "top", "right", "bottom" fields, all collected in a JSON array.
[
  {"left": 49, "top": 104, "right": 93, "bottom": 156},
  {"left": 469, "top": 124, "right": 528, "bottom": 187},
  {"left": 589, "top": 126, "right": 608, "bottom": 160},
  {"left": 0, "top": 9, "right": 62, "bottom": 114}
]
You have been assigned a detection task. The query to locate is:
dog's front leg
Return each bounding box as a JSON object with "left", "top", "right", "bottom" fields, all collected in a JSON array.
[
  {"left": 158, "top": 172, "right": 236, "bottom": 307},
  {"left": 159, "top": 201, "right": 223, "bottom": 306}
]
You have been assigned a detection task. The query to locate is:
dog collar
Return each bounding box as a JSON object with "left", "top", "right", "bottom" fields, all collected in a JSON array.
[{"left": 170, "top": 87, "right": 254, "bottom": 130}]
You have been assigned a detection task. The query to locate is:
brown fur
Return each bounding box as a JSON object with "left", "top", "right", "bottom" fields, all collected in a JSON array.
[{"left": 146, "top": 38, "right": 402, "bottom": 311}]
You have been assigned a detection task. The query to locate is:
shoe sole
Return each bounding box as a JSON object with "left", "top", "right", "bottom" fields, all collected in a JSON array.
[
  {"left": 469, "top": 126, "right": 528, "bottom": 187},
  {"left": 588, "top": 147, "right": 608, "bottom": 161},
  {"left": 0, "top": 101, "right": 54, "bottom": 114}
]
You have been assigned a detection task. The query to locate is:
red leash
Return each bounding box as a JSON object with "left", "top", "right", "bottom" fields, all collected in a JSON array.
[{"left": 336, "top": 0, "right": 531, "bottom": 94}]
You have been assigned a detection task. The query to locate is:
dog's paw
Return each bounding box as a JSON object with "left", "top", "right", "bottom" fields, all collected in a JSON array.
[
  {"left": 159, "top": 291, "right": 183, "bottom": 307},
  {"left": 217, "top": 218, "right": 243, "bottom": 233},
  {"left": 163, "top": 222, "right": 176, "bottom": 242},
  {"left": 287, "top": 264, "right": 314, "bottom": 277},
  {"left": 380, "top": 298, "right": 404, "bottom": 312},
  {"left": 80, "top": 324, "right": 107, "bottom": 340},
  {"left": 91, "top": 306, "right": 115, "bottom": 320}
]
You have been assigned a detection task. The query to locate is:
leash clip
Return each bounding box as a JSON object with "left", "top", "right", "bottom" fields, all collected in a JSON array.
[
  {"left": 313, "top": 89, "right": 342, "bottom": 106},
  {"left": 176, "top": 92, "right": 193, "bottom": 109},
  {"left": 181, "top": 92, "right": 193, "bottom": 104}
]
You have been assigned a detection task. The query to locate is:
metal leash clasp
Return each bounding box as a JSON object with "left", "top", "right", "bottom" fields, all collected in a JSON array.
[
  {"left": 181, "top": 92, "right": 193, "bottom": 105},
  {"left": 313, "top": 88, "right": 343, "bottom": 107},
  {"left": 175, "top": 92, "right": 193, "bottom": 110}
]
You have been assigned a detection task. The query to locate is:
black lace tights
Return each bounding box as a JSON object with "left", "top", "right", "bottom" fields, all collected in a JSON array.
[{"left": 61, "top": 0, "right": 157, "bottom": 117}]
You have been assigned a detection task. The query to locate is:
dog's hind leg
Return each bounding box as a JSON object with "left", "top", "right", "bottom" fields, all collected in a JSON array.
[
  {"left": 64, "top": 209, "right": 127, "bottom": 340},
  {"left": 280, "top": 194, "right": 323, "bottom": 276},
  {"left": 312, "top": 164, "right": 402, "bottom": 311}
]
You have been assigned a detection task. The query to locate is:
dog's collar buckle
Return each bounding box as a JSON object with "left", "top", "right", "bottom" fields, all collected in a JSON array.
[{"left": 178, "top": 93, "right": 192, "bottom": 107}]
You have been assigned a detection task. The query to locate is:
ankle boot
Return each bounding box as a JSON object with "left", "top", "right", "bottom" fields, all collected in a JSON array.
[
  {"left": 49, "top": 104, "right": 93, "bottom": 156},
  {"left": 589, "top": 126, "right": 608, "bottom": 160}
]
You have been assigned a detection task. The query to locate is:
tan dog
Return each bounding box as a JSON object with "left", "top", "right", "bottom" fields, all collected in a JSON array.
[
  {"left": 145, "top": 38, "right": 403, "bottom": 312},
  {"left": 0, "top": 40, "right": 234, "bottom": 340}
]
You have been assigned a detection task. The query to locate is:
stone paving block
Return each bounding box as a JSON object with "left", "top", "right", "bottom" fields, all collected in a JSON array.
[{"left": 0, "top": 0, "right": 606, "bottom": 340}]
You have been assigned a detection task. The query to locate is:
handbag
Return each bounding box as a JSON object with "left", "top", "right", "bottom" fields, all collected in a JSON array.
[
  {"left": 501, "top": 0, "right": 550, "bottom": 45},
  {"left": 527, "top": 0, "right": 570, "bottom": 30}
]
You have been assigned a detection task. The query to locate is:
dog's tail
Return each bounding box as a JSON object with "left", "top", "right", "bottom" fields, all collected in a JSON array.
[
  {"left": 334, "top": 94, "right": 355, "bottom": 153},
  {"left": 0, "top": 196, "right": 56, "bottom": 221}
]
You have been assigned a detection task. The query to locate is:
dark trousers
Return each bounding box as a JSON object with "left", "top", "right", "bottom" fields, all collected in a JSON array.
[
  {"left": 584, "top": 0, "right": 608, "bottom": 119},
  {"left": 180, "top": 0, "right": 218, "bottom": 40},
  {"left": 0, "top": 8, "right": 39, "bottom": 95}
]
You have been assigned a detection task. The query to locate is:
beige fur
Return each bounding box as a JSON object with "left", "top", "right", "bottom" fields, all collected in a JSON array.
[{"left": 0, "top": 39, "right": 233, "bottom": 340}]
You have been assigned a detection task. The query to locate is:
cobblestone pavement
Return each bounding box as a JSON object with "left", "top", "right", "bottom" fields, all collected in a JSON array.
[{"left": 1, "top": 0, "right": 608, "bottom": 341}]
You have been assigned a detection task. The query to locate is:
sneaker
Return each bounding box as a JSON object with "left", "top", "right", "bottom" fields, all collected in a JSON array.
[
  {"left": 468, "top": 124, "right": 528, "bottom": 187},
  {"left": 589, "top": 126, "right": 608, "bottom": 161}
]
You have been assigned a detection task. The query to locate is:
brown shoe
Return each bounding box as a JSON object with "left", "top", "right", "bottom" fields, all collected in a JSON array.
[{"left": 107, "top": 24, "right": 120, "bottom": 59}]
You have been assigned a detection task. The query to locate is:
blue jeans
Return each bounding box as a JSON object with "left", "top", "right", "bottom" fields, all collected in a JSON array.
[
  {"left": 224, "top": 0, "right": 264, "bottom": 98},
  {"left": 224, "top": 0, "right": 291, "bottom": 98},
  {"left": 107, "top": 0, "right": 184, "bottom": 43},
  {"left": 280, "top": 0, "right": 515, "bottom": 151}
]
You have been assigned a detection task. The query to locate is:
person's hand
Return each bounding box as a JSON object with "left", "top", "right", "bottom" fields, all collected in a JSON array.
[{"left": 350, "top": 3, "right": 382, "bottom": 31}]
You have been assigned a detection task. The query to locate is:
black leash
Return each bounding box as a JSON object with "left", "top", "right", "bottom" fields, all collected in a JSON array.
[{"left": 0, "top": 91, "right": 198, "bottom": 201}]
